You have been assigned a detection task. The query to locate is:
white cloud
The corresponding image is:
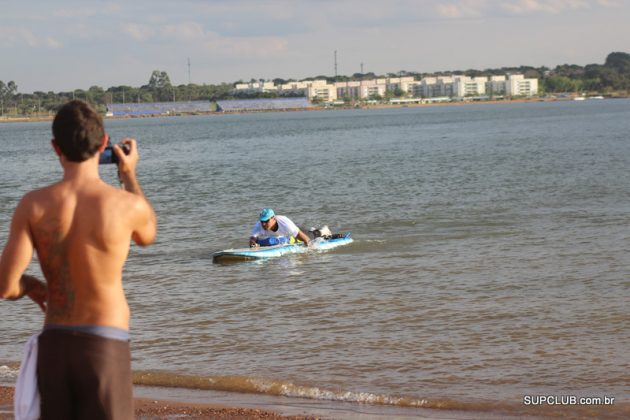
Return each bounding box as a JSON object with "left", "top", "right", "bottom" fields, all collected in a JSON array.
[
  {"left": 500, "top": 0, "right": 600, "bottom": 15},
  {"left": 46, "top": 37, "right": 63, "bottom": 49},
  {"left": 434, "top": 0, "right": 616, "bottom": 18},
  {"left": 436, "top": 0, "right": 488, "bottom": 18},
  {"left": 161, "top": 22, "right": 206, "bottom": 42},
  {"left": 120, "top": 20, "right": 288, "bottom": 58},
  {"left": 0, "top": 27, "right": 62, "bottom": 49},
  {"left": 52, "top": 2, "right": 121, "bottom": 18},
  {"left": 104, "top": 2, "right": 122, "bottom": 13},
  {"left": 122, "top": 23, "right": 155, "bottom": 41},
  {"left": 594, "top": 0, "right": 622, "bottom": 6},
  {"left": 205, "top": 35, "right": 289, "bottom": 57}
]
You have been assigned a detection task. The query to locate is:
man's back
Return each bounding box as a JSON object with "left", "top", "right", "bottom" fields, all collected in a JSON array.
[{"left": 26, "top": 175, "right": 150, "bottom": 329}]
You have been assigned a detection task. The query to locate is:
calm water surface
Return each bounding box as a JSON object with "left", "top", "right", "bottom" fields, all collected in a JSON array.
[{"left": 1, "top": 100, "right": 629, "bottom": 417}]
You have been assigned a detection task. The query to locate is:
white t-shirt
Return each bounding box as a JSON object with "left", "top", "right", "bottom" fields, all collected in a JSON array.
[{"left": 250, "top": 215, "right": 300, "bottom": 240}]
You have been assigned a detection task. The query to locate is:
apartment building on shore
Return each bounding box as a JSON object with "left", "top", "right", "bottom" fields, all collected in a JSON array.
[{"left": 234, "top": 74, "right": 538, "bottom": 102}]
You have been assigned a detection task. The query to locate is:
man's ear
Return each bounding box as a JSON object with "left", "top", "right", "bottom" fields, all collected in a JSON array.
[
  {"left": 98, "top": 134, "right": 109, "bottom": 152},
  {"left": 51, "top": 139, "right": 62, "bottom": 157}
]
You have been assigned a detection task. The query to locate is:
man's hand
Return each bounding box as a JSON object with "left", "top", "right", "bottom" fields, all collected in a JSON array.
[
  {"left": 249, "top": 237, "right": 259, "bottom": 248},
  {"left": 26, "top": 283, "right": 47, "bottom": 312},
  {"left": 113, "top": 138, "right": 138, "bottom": 177},
  {"left": 22, "top": 275, "right": 47, "bottom": 312},
  {"left": 114, "top": 138, "right": 149, "bottom": 198}
]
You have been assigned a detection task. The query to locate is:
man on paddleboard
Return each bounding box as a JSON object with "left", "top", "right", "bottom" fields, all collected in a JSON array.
[{"left": 249, "top": 208, "right": 311, "bottom": 248}]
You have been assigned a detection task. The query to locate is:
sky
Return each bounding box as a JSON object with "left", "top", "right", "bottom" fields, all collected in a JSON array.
[{"left": 0, "top": 0, "right": 627, "bottom": 93}]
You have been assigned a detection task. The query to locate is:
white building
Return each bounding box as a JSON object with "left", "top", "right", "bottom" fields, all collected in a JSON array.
[
  {"left": 335, "top": 77, "right": 416, "bottom": 100},
  {"left": 279, "top": 81, "right": 310, "bottom": 91},
  {"left": 362, "top": 81, "right": 388, "bottom": 98},
  {"left": 439, "top": 78, "right": 454, "bottom": 96},
  {"left": 420, "top": 74, "right": 537, "bottom": 98},
  {"left": 234, "top": 81, "right": 276, "bottom": 93},
  {"left": 279, "top": 79, "right": 332, "bottom": 98},
  {"left": 335, "top": 81, "right": 361, "bottom": 99},
  {"left": 505, "top": 74, "right": 539, "bottom": 96},
  {"left": 233, "top": 73, "right": 538, "bottom": 101},
  {"left": 486, "top": 76, "right": 507, "bottom": 96},
  {"left": 384, "top": 76, "right": 415, "bottom": 94},
  {"left": 417, "top": 77, "right": 438, "bottom": 97},
  {"left": 453, "top": 76, "right": 487, "bottom": 98},
  {"left": 306, "top": 82, "right": 338, "bottom": 101}
]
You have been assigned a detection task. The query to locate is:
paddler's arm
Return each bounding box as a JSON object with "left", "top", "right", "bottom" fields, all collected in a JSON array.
[{"left": 296, "top": 230, "right": 311, "bottom": 246}]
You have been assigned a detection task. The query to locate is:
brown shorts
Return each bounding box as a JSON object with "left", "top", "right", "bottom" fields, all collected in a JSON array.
[{"left": 37, "top": 329, "right": 133, "bottom": 420}]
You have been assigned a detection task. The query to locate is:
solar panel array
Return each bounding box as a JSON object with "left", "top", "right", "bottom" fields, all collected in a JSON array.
[
  {"left": 107, "top": 101, "right": 211, "bottom": 116},
  {"left": 216, "top": 97, "right": 310, "bottom": 112}
]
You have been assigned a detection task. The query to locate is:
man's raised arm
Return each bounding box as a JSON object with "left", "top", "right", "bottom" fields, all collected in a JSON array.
[{"left": 114, "top": 138, "right": 157, "bottom": 246}]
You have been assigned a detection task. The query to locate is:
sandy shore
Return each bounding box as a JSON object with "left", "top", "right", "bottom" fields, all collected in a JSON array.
[{"left": 0, "top": 386, "right": 318, "bottom": 419}]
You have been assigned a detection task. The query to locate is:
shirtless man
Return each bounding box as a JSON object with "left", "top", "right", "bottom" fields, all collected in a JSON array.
[{"left": 0, "top": 100, "right": 157, "bottom": 419}]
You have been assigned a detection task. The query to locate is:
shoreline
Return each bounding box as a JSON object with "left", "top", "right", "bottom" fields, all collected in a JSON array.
[
  {"left": 0, "top": 385, "right": 319, "bottom": 419},
  {"left": 0, "top": 384, "right": 477, "bottom": 419},
  {"left": 0, "top": 96, "right": 620, "bottom": 124},
  {"left": 3, "top": 384, "right": 626, "bottom": 419}
]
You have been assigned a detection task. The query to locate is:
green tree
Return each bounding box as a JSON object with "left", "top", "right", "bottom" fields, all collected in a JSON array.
[
  {"left": 107, "top": 86, "right": 134, "bottom": 103},
  {"left": 604, "top": 52, "right": 630, "bottom": 73},
  {"left": 553, "top": 64, "right": 584, "bottom": 78},
  {"left": 87, "top": 86, "right": 105, "bottom": 104},
  {"left": 0, "top": 80, "right": 18, "bottom": 115},
  {"left": 148, "top": 70, "right": 172, "bottom": 89},
  {"left": 147, "top": 70, "right": 172, "bottom": 101},
  {"left": 272, "top": 78, "right": 289, "bottom": 85},
  {"left": 543, "top": 76, "right": 582, "bottom": 93}
]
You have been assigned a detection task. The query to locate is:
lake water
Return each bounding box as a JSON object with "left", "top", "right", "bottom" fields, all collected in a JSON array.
[{"left": 1, "top": 100, "right": 629, "bottom": 418}]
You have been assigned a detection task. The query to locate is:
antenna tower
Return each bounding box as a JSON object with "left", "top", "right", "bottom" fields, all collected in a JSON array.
[
  {"left": 334, "top": 50, "right": 338, "bottom": 78},
  {"left": 187, "top": 58, "right": 191, "bottom": 84}
]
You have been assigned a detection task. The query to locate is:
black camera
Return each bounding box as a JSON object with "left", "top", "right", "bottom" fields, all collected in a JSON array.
[{"left": 99, "top": 143, "right": 130, "bottom": 165}]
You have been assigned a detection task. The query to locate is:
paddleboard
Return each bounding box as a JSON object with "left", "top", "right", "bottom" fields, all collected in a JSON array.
[{"left": 212, "top": 232, "right": 353, "bottom": 263}]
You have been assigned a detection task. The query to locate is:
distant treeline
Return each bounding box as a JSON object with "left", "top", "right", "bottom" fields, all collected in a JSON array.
[{"left": 1, "top": 52, "right": 629, "bottom": 117}]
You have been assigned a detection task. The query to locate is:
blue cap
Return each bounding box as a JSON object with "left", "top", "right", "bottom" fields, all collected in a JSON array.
[{"left": 259, "top": 208, "right": 275, "bottom": 222}]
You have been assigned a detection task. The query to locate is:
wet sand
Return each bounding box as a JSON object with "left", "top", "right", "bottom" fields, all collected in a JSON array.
[{"left": 0, "top": 386, "right": 318, "bottom": 419}]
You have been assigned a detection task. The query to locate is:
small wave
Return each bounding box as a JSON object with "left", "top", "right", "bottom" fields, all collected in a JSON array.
[
  {"left": 133, "top": 371, "right": 468, "bottom": 410},
  {"left": 0, "top": 365, "right": 19, "bottom": 381},
  {"left": 132, "top": 372, "right": 630, "bottom": 418}
]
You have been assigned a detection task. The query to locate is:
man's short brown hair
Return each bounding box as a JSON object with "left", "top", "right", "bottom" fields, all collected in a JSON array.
[{"left": 52, "top": 100, "right": 105, "bottom": 162}]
